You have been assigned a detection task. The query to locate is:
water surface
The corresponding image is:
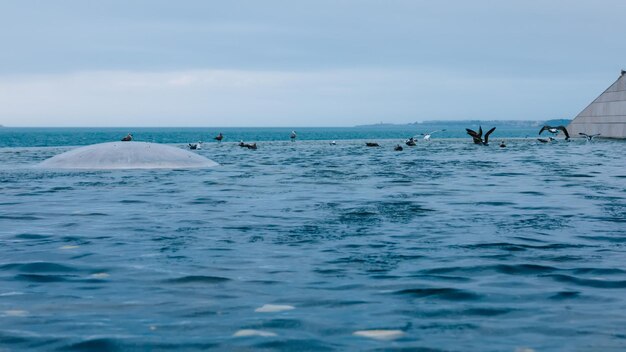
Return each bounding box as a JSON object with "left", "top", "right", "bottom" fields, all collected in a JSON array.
[{"left": 0, "top": 129, "right": 625, "bottom": 351}]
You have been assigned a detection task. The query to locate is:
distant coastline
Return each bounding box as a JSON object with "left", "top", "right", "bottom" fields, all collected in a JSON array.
[{"left": 355, "top": 119, "right": 571, "bottom": 128}]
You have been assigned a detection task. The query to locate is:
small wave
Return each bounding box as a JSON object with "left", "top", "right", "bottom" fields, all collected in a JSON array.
[
  {"left": 543, "top": 274, "right": 626, "bottom": 288},
  {"left": 0, "top": 215, "right": 42, "bottom": 221},
  {"left": 1, "top": 262, "right": 79, "bottom": 273},
  {"left": 164, "top": 275, "right": 230, "bottom": 284},
  {"left": 395, "top": 287, "right": 481, "bottom": 301},
  {"left": 13, "top": 233, "right": 52, "bottom": 240},
  {"left": 549, "top": 291, "right": 581, "bottom": 300},
  {"left": 15, "top": 273, "right": 72, "bottom": 283}
]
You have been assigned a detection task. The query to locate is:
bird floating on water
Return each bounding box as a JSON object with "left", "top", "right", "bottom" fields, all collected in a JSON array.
[
  {"left": 394, "top": 144, "right": 403, "bottom": 151},
  {"left": 188, "top": 142, "right": 203, "bottom": 150},
  {"left": 466, "top": 126, "right": 496, "bottom": 145},
  {"left": 579, "top": 132, "right": 601, "bottom": 141},
  {"left": 290, "top": 131, "right": 297, "bottom": 141},
  {"left": 539, "top": 125, "right": 570, "bottom": 140},
  {"left": 238, "top": 141, "right": 257, "bottom": 149},
  {"left": 121, "top": 133, "right": 133, "bottom": 142},
  {"left": 499, "top": 140, "right": 506, "bottom": 148},
  {"left": 405, "top": 137, "right": 416, "bottom": 146},
  {"left": 366, "top": 142, "right": 380, "bottom": 147},
  {"left": 214, "top": 133, "right": 223, "bottom": 142},
  {"left": 329, "top": 141, "right": 337, "bottom": 145},
  {"left": 420, "top": 129, "right": 446, "bottom": 141}
]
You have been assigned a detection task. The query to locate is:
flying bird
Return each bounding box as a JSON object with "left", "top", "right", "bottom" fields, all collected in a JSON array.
[
  {"left": 420, "top": 129, "right": 446, "bottom": 141},
  {"left": 539, "top": 125, "right": 570, "bottom": 140},
  {"left": 466, "top": 126, "right": 496, "bottom": 145}
]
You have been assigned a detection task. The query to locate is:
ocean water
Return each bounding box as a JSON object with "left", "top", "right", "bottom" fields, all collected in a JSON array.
[{"left": 0, "top": 128, "right": 625, "bottom": 351}]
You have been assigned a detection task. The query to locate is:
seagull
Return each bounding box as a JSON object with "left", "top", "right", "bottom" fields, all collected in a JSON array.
[
  {"left": 405, "top": 137, "right": 416, "bottom": 146},
  {"left": 466, "top": 126, "right": 496, "bottom": 145},
  {"left": 121, "top": 133, "right": 133, "bottom": 142},
  {"left": 394, "top": 144, "right": 403, "bottom": 151},
  {"left": 214, "top": 133, "right": 223, "bottom": 142},
  {"left": 290, "top": 131, "right": 297, "bottom": 141},
  {"left": 420, "top": 129, "right": 446, "bottom": 141},
  {"left": 330, "top": 141, "right": 337, "bottom": 145},
  {"left": 537, "top": 137, "right": 555, "bottom": 143},
  {"left": 188, "top": 141, "right": 203, "bottom": 150},
  {"left": 365, "top": 142, "right": 380, "bottom": 147},
  {"left": 579, "top": 132, "right": 601, "bottom": 141},
  {"left": 539, "top": 125, "right": 570, "bottom": 140}
]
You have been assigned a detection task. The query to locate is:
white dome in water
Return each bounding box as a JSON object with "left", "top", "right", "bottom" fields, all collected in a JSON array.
[{"left": 37, "top": 142, "right": 219, "bottom": 170}]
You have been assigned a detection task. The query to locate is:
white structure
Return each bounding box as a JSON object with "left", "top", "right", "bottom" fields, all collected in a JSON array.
[
  {"left": 37, "top": 142, "right": 219, "bottom": 169},
  {"left": 568, "top": 70, "right": 626, "bottom": 138}
]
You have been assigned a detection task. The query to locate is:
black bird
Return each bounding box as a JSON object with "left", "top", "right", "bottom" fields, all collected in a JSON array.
[
  {"left": 405, "top": 137, "right": 416, "bottom": 146},
  {"left": 121, "top": 133, "right": 133, "bottom": 142},
  {"left": 466, "top": 126, "right": 496, "bottom": 145},
  {"left": 539, "top": 125, "right": 570, "bottom": 140},
  {"left": 238, "top": 140, "right": 257, "bottom": 149},
  {"left": 499, "top": 140, "right": 506, "bottom": 148},
  {"left": 365, "top": 142, "right": 380, "bottom": 147},
  {"left": 188, "top": 142, "right": 203, "bottom": 150},
  {"left": 214, "top": 133, "right": 223, "bottom": 142},
  {"left": 394, "top": 144, "right": 403, "bottom": 151},
  {"left": 579, "top": 132, "right": 601, "bottom": 141}
]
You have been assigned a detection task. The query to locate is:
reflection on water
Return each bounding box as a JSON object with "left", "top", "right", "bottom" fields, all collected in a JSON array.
[{"left": 0, "top": 137, "right": 625, "bottom": 351}]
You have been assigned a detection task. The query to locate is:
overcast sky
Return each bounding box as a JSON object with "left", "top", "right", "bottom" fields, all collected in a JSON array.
[{"left": 0, "top": 0, "right": 624, "bottom": 127}]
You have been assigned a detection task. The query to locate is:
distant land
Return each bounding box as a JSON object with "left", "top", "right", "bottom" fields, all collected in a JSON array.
[{"left": 355, "top": 119, "right": 571, "bottom": 128}]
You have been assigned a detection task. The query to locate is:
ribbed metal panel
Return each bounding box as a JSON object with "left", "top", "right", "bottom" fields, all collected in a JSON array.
[{"left": 568, "top": 72, "right": 626, "bottom": 139}]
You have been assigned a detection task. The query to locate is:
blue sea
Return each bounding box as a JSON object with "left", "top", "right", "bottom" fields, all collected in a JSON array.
[{"left": 1, "top": 127, "right": 625, "bottom": 351}]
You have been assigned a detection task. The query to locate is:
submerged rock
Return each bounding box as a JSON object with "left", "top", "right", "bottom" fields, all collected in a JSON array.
[{"left": 37, "top": 142, "right": 219, "bottom": 170}]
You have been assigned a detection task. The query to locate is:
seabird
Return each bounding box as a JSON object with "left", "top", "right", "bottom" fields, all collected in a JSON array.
[
  {"left": 214, "top": 133, "right": 223, "bottom": 142},
  {"left": 539, "top": 125, "right": 570, "bottom": 140},
  {"left": 466, "top": 126, "right": 496, "bottom": 145},
  {"left": 579, "top": 132, "right": 601, "bottom": 141},
  {"left": 290, "top": 131, "right": 297, "bottom": 141},
  {"left": 394, "top": 144, "right": 403, "bottom": 151},
  {"left": 238, "top": 141, "right": 257, "bottom": 149},
  {"left": 420, "top": 129, "right": 446, "bottom": 141},
  {"left": 188, "top": 142, "right": 203, "bottom": 150},
  {"left": 329, "top": 141, "right": 337, "bottom": 145},
  {"left": 121, "top": 133, "right": 133, "bottom": 142},
  {"left": 366, "top": 142, "right": 380, "bottom": 147},
  {"left": 405, "top": 137, "right": 416, "bottom": 146},
  {"left": 499, "top": 140, "right": 506, "bottom": 148},
  {"left": 537, "top": 137, "right": 555, "bottom": 143}
]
